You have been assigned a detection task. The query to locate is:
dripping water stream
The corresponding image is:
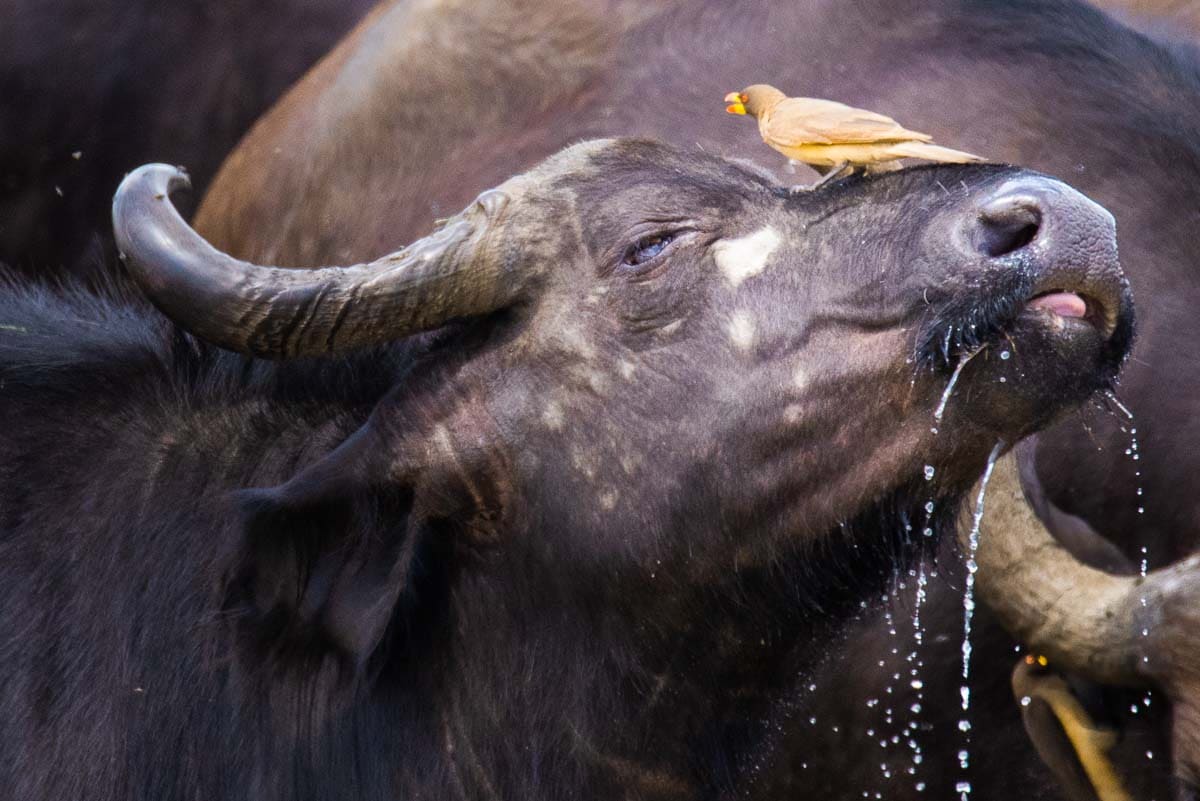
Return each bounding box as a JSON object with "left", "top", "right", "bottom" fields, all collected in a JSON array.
[
  {"left": 932, "top": 347, "right": 985, "bottom": 430},
  {"left": 906, "top": 562, "right": 929, "bottom": 793},
  {"left": 955, "top": 441, "right": 1005, "bottom": 800},
  {"left": 1105, "top": 391, "right": 1157, "bottom": 723}
]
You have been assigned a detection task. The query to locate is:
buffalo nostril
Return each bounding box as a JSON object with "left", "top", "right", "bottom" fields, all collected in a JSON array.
[{"left": 974, "top": 196, "right": 1042, "bottom": 258}]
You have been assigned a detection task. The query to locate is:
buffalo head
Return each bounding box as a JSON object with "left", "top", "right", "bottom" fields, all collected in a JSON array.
[{"left": 113, "top": 138, "right": 1130, "bottom": 792}]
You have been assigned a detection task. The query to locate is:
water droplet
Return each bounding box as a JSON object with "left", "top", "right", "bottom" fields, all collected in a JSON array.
[
  {"left": 924, "top": 501, "right": 935, "bottom": 514},
  {"left": 999, "top": 350, "right": 1011, "bottom": 360},
  {"left": 998, "top": 376, "right": 1006, "bottom": 383},
  {"left": 1020, "top": 696, "right": 1031, "bottom": 707},
  {"left": 910, "top": 679, "right": 924, "bottom": 690},
  {"left": 922, "top": 527, "right": 933, "bottom": 537},
  {"left": 957, "top": 719, "right": 971, "bottom": 732},
  {"left": 923, "top": 465, "right": 935, "bottom": 480},
  {"left": 956, "top": 781, "right": 972, "bottom": 795}
]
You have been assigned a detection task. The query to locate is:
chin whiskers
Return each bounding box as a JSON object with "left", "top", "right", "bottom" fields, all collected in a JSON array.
[{"left": 913, "top": 270, "right": 1033, "bottom": 371}]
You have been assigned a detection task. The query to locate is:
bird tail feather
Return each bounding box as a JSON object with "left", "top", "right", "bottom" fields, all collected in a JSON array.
[{"left": 890, "top": 141, "right": 983, "bottom": 163}]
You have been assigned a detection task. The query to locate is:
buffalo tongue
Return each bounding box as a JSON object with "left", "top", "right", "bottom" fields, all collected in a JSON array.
[{"left": 1027, "top": 292, "right": 1087, "bottom": 318}]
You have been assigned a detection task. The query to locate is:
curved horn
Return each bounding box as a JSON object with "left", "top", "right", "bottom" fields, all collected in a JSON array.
[
  {"left": 962, "top": 450, "right": 1149, "bottom": 687},
  {"left": 112, "top": 164, "right": 523, "bottom": 358},
  {"left": 969, "top": 448, "right": 1200, "bottom": 783}
]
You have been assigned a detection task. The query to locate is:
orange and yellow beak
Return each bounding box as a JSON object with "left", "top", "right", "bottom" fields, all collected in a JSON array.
[{"left": 724, "top": 92, "right": 748, "bottom": 115}]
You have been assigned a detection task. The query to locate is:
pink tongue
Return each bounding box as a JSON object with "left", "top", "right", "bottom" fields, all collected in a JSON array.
[{"left": 1028, "top": 292, "right": 1087, "bottom": 318}]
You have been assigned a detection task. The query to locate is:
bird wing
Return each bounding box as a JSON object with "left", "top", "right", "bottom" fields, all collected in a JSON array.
[{"left": 761, "top": 97, "right": 935, "bottom": 147}]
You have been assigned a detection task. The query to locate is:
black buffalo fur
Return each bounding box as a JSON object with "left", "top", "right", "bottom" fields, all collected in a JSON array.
[{"left": 0, "top": 271, "right": 961, "bottom": 799}]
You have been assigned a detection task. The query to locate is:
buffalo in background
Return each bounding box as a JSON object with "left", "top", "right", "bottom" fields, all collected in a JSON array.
[
  {"left": 0, "top": 0, "right": 373, "bottom": 277},
  {"left": 191, "top": 0, "right": 1200, "bottom": 796}
]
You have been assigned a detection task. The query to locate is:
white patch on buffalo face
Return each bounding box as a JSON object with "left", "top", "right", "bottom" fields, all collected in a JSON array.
[
  {"left": 727, "top": 311, "right": 757, "bottom": 352},
  {"left": 792, "top": 365, "right": 809, "bottom": 391},
  {"left": 585, "top": 368, "right": 610, "bottom": 395},
  {"left": 599, "top": 489, "right": 619, "bottom": 510},
  {"left": 714, "top": 225, "right": 782, "bottom": 289},
  {"left": 543, "top": 401, "right": 565, "bottom": 431}
]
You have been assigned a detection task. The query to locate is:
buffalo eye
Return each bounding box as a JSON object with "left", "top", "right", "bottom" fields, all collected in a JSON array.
[{"left": 622, "top": 233, "right": 676, "bottom": 267}]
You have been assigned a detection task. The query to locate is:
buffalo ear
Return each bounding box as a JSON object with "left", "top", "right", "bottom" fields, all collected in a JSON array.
[{"left": 229, "top": 423, "right": 437, "bottom": 665}]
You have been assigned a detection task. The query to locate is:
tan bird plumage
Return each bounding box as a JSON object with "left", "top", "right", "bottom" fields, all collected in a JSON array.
[{"left": 724, "top": 84, "right": 982, "bottom": 184}]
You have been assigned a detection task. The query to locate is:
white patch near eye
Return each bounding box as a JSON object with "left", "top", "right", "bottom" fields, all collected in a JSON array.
[
  {"left": 543, "top": 401, "right": 565, "bottom": 431},
  {"left": 727, "top": 311, "right": 757, "bottom": 352},
  {"left": 599, "top": 489, "right": 620, "bottom": 511},
  {"left": 714, "top": 225, "right": 782, "bottom": 289},
  {"left": 586, "top": 369, "right": 610, "bottom": 395}
]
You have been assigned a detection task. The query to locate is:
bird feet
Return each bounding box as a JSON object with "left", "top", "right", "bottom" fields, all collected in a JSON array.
[{"left": 788, "top": 162, "right": 857, "bottom": 193}]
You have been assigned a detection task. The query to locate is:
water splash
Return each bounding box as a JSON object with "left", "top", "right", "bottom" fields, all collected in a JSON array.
[{"left": 956, "top": 441, "right": 1005, "bottom": 801}]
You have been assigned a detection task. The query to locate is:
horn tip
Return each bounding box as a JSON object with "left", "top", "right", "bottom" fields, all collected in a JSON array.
[
  {"left": 115, "top": 163, "right": 193, "bottom": 207},
  {"left": 113, "top": 163, "right": 193, "bottom": 246}
]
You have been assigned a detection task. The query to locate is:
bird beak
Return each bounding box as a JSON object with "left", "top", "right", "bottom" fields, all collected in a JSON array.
[{"left": 724, "top": 92, "right": 748, "bottom": 115}]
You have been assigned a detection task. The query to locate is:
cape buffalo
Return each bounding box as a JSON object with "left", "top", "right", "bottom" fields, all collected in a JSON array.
[
  {"left": 192, "top": 0, "right": 1200, "bottom": 794},
  {"left": 0, "top": 139, "right": 1129, "bottom": 799}
]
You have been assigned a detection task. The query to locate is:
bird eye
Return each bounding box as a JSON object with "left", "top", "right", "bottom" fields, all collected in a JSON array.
[{"left": 623, "top": 233, "right": 675, "bottom": 267}]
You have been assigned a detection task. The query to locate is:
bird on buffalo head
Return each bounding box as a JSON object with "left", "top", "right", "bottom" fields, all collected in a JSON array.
[{"left": 724, "top": 83, "right": 983, "bottom": 188}]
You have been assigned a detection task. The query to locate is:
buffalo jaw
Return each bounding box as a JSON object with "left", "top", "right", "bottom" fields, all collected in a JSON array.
[{"left": 966, "top": 450, "right": 1200, "bottom": 786}]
